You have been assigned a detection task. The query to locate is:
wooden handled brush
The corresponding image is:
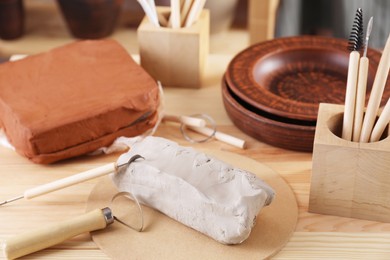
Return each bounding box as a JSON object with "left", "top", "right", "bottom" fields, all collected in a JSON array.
[
  {"left": 353, "top": 16, "right": 373, "bottom": 141},
  {"left": 342, "top": 8, "right": 364, "bottom": 141}
]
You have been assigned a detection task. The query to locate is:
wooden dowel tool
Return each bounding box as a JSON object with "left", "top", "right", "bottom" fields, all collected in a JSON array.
[
  {"left": 0, "top": 155, "right": 143, "bottom": 206},
  {"left": 342, "top": 51, "right": 360, "bottom": 141},
  {"left": 360, "top": 33, "right": 390, "bottom": 142}
]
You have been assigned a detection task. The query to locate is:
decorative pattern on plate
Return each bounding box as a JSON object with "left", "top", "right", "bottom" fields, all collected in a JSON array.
[
  {"left": 222, "top": 77, "right": 315, "bottom": 152},
  {"left": 225, "top": 36, "right": 390, "bottom": 121}
]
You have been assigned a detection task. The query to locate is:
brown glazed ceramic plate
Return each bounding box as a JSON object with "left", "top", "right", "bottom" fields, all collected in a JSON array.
[
  {"left": 225, "top": 36, "right": 390, "bottom": 121},
  {"left": 222, "top": 76, "right": 315, "bottom": 152}
]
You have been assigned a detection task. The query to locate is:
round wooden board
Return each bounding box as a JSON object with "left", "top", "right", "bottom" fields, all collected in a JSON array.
[{"left": 86, "top": 149, "right": 298, "bottom": 260}]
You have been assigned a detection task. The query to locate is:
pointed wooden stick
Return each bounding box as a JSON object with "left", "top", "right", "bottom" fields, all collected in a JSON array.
[{"left": 360, "top": 34, "right": 390, "bottom": 142}]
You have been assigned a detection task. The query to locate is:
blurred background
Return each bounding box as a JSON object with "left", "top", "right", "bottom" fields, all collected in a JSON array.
[{"left": 276, "top": 0, "right": 390, "bottom": 49}]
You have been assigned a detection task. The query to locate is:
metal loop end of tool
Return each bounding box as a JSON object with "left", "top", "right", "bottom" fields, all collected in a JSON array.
[
  {"left": 180, "top": 113, "right": 217, "bottom": 143},
  {"left": 102, "top": 207, "right": 115, "bottom": 225},
  {"left": 110, "top": 192, "right": 144, "bottom": 232},
  {"left": 114, "top": 154, "right": 145, "bottom": 173}
]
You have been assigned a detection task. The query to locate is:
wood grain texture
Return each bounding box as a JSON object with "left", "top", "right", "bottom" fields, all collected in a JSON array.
[{"left": 310, "top": 103, "right": 390, "bottom": 222}]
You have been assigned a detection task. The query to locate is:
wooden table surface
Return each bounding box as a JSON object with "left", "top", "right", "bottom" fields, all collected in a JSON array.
[
  {"left": 1, "top": 54, "right": 390, "bottom": 259},
  {"left": 1, "top": 2, "right": 390, "bottom": 259}
]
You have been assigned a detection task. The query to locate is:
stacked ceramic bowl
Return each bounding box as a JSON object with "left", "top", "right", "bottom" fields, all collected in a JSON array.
[{"left": 223, "top": 36, "right": 390, "bottom": 152}]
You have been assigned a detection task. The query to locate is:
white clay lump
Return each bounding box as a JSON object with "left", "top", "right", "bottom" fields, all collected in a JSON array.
[{"left": 111, "top": 136, "right": 275, "bottom": 244}]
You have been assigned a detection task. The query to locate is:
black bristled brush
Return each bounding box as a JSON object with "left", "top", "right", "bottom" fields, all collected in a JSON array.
[
  {"left": 342, "top": 8, "right": 364, "bottom": 141},
  {"left": 347, "top": 8, "right": 364, "bottom": 52}
]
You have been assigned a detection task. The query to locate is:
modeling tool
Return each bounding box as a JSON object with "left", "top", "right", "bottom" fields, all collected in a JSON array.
[
  {"left": 163, "top": 114, "right": 206, "bottom": 127},
  {"left": 0, "top": 155, "right": 143, "bottom": 206},
  {"left": 3, "top": 192, "right": 143, "bottom": 259},
  {"left": 360, "top": 33, "right": 390, "bottom": 142},
  {"left": 147, "top": 0, "right": 157, "bottom": 19},
  {"left": 342, "top": 8, "right": 364, "bottom": 141},
  {"left": 137, "top": 0, "right": 160, "bottom": 27},
  {"left": 180, "top": 0, "right": 194, "bottom": 26},
  {"left": 186, "top": 126, "right": 247, "bottom": 149},
  {"left": 184, "top": 0, "right": 206, "bottom": 28},
  {"left": 353, "top": 16, "right": 373, "bottom": 142},
  {"left": 170, "top": 0, "right": 181, "bottom": 28}
]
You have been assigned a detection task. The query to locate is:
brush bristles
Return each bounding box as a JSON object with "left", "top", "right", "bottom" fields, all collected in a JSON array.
[{"left": 348, "top": 8, "right": 364, "bottom": 52}]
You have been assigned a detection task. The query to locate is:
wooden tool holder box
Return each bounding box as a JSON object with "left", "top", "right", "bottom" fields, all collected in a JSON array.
[
  {"left": 137, "top": 7, "right": 209, "bottom": 88},
  {"left": 309, "top": 103, "right": 390, "bottom": 222}
]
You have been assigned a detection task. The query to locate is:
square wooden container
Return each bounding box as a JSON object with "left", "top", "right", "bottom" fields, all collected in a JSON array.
[
  {"left": 309, "top": 103, "right": 390, "bottom": 222},
  {"left": 137, "top": 7, "right": 209, "bottom": 88}
]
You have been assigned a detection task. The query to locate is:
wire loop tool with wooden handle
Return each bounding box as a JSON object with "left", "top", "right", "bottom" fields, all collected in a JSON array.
[{"left": 2, "top": 191, "right": 144, "bottom": 260}]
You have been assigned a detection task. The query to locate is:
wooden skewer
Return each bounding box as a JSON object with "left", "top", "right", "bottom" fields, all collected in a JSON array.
[
  {"left": 188, "top": 126, "right": 246, "bottom": 149},
  {"left": 342, "top": 50, "right": 360, "bottom": 141},
  {"left": 360, "top": 34, "right": 390, "bottom": 142},
  {"left": 370, "top": 98, "right": 390, "bottom": 142},
  {"left": 163, "top": 114, "right": 206, "bottom": 127}
]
